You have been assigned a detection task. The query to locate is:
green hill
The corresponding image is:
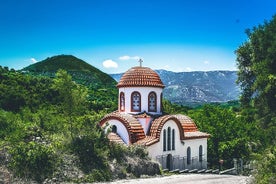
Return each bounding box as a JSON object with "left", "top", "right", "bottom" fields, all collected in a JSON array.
[
  {"left": 22, "top": 55, "right": 118, "bottom": 111},
  {"left": 22, "top": 55, "right": 116, "bottom": 89}
]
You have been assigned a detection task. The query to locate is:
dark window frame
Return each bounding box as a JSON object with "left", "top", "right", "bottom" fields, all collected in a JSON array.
[
  {"left": 199, "top": 145, "right": 203, "bottom": 162},
  {"left": 148, "top": 91, "right": 157, "bottom": 112},
  {"left": 131, "top": 91, "right": 141, "bottom": 112},
  {"left": 120, "top": 92, "right": 125, "bottom": 112},
  {"left": 172, "top": 129, "right": 175, "bottom": 150},
  {"left": 163, "top": 129, "right": 166, "bottom": 151},
  {"left": 187, "top": 147, "right": 191, "bottom": 165},
  {"left": 167, "top": 127, "right": 171, "bottom": 151}
]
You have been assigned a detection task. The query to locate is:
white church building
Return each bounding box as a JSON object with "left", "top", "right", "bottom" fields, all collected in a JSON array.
[{"left": 99, "top": 61, "right": 210, "bottom": 171}]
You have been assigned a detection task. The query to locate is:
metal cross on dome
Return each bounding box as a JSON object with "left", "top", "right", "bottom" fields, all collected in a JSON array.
[{"left": 138, "top": 58, "right": 143, "bottom": 67}]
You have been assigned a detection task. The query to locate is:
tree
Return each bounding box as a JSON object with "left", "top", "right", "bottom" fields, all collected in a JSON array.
[
  {"left": 188, "top": 105, "right": 254, "bottom": 168},
  {"left": 52, "top": 70, "right": 88, "bottom": 138},
  {"left": 236, "top": 15, "right": 276, "bottom": 138},
  {"left": 236, "top": 15, "right": 276, "bottom": 183}
]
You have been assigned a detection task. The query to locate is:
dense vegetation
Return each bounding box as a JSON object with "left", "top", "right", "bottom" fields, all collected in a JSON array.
[
  {"left": 235, "top": 15, "right": 276, "bottom": 183},
  {"left": 23, "top": 55, "right": 118, "bottom": 112},
  {"left": 0, "top": 68, "right": 159, "bottom": 183}
]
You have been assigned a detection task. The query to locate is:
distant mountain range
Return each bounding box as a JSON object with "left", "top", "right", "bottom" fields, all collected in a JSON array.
[
  {"left": 21, "top": 55, "right": 240, "bottom": 106},
  {"left": 111, "top": 70, "right": 240, "bottom": 106}
]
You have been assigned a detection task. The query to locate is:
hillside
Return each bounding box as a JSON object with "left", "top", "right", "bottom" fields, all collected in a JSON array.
[
  {"left": 23, "top": 55, "right": 117, "bottom": 89},
  {"left": 22, "top": 55, "right": 118, "bottom": 111},
  {"left": 111, "top": 70, "right": 240, "bottom": 106}
]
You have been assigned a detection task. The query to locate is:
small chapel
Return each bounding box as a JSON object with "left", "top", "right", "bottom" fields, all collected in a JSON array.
[{"left": 99, "top": 60, "right": 210, "bottom": 171}]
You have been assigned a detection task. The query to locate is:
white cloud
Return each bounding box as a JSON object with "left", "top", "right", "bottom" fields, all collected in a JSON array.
[
  {"left": 119, "top": 55, "right": 140, "bottom": 60},
  {"left": 30, "top": 58, "right": 38, "bottom": 63},
  {"left": 204, "top": 60, "right": 209, "bottom": 64},
  {"left": 102, "top": 59, "right": 118, "bottom": 68},
  {"left": 185, "top": 67, "right": 192, "bottom": 72},
  {"left": 119, "top": 55, "right": 130, "bottom": 60}
]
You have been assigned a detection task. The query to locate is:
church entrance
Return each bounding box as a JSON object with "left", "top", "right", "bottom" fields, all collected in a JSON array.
[{"left": 166, "top": 154, "right": 173, "bottom": 170}]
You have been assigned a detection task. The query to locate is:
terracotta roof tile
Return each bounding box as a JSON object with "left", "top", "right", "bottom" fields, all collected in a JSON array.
[
  {"left": 149, "top": 114, "right": 209, "bottom": 141},
  {"left": 107, "top": 132, "right": 125, "bottom": 144},
  {"left": 149, "top": 115, "right": 185, "bottom": 140},
  {"left": 100, "top": 112, "right": 210, "bottom": 146},
  {"left": 135, "top": 136, "right": 159, "bottom": 146},
  {"left": 117, "top": 67, "right": 165, "bottom": 88},
  {"left": 99, "top": 111, "right": 145, "bottom": 144}
]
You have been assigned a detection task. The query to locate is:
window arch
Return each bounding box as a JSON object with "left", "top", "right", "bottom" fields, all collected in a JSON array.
[
  {"left": 187, "top": 147, "right": 191, "bottom": 165},
  {"left": 160, "top": 93, "right": 163, "bottom": 112},
  {"left": 163, "top": 129, "right": 166, "bottom": 151},
  {"left": 199, "top": 145, "right": 203, "bottom": 162},
  {"left": 172, "top": 129, "right": 175, "bottom": 150},
  {"left": 167, "top": 127, "right": 171, "bottom": 151},
  {"left": 131, "top": 91, "right": 141, "bottom": 112},
  {"left": 148, "top": 92, "right": 157, "bottom": 112},
  {"left": 111, "top": 125, "right": 117, "bottom": 133},
  {"left": 120, "top": 92, "right": 125, "bottom": 111}
]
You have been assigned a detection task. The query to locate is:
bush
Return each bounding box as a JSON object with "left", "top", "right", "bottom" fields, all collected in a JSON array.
[
  {"left": 9, "top": 141, "right": 60, "bottom": 183},
  {"left": 128, "top": 145, "right": 149, "bottom": 159},
  {"left": 71, "top": 134, "right": 110, "bottom": 174},
  {"left": 252, "top": 146, "right": 276, "bottom": 184}
]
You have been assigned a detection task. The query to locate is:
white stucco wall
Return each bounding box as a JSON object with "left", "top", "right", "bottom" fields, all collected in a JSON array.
[
  {"left": 147, "top": 119, "right": 208, "bottom": 162},
  {"left": 118, "top": 87, "right": 163, "bottom": 114},
  {"left": 137, "top": 117, "right": 153, "bottom": 135},
  {"left": 102, "top": 119, "right": 130, "bottom": 144}
]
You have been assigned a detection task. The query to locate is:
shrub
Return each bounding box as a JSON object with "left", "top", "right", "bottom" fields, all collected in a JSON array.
[{"left": 9, "top": 141, "right": 60, "bottom": 183}]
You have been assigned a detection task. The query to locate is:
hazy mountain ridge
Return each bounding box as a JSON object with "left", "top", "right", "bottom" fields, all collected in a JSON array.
[{"left": 110, "top": 70, "right": 240, "bottom": 106}]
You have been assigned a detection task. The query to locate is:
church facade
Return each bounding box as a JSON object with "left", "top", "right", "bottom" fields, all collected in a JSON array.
[{"left": 99, "top": 63, "right": 210, "bottom": 171}]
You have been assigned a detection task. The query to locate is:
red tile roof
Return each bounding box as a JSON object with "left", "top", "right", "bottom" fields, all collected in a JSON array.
[
  {"left": 99, "top": 111, "right": 145, "bottom": 144},
  {"left": 144, "top": 114, "right": 209, "bottom": 145},
  {"left": 100, "top": 112, "right": 209, "bottom": 146},
  {"left": 117, "top": 67, "right": 165, "bottom": 88},
  {"left": 135, "top": 136, "right": 159, "bottom": 146},
  {"left": 150, "top": 115, "right": 185, "bottom": 140},
  {"left": 107, "top": 132, "right": 125, "bottom": 144}
]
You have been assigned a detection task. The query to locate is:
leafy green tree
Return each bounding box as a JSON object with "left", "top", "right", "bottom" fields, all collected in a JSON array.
[
  {"left": 236, "top": 15, "right": 276, "bottom": 182},
  {"left": 189, "top": 105, "right": 255, "bottom": 168},
  {"left": 236, "top": 15, "right": 276, "bottom": 144},
  {"left": 52, "top": 69, "right": 88, "bottom": 138}
]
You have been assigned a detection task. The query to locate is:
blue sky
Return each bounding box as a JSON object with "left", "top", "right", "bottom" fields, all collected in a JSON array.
[{"left": 0, "top": 0, "right": 275, "bottom": 73}]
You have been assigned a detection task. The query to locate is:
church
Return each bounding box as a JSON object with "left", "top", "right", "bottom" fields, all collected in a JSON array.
[{"left": 99, "top": 60, "right": 210, "bottom": 171}]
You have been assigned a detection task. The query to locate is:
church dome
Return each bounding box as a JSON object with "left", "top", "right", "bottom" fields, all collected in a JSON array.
[{"left": 117, "top": 66, "right": 165, "bottom": 88}]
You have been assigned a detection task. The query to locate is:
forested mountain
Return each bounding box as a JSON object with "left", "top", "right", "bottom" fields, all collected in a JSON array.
[
  {"left": 111, "top": 70, "right": 240, "bottom": 106},
  {"left": 22, "top": 55, "right": 118, "bottom": 111},
  {"left": 23, "top": 55, "right": 116, "bottom": 89}
]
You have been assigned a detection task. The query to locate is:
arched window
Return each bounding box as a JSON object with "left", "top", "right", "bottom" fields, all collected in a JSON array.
[
  {"left": 199, "top": 145, "right": 203, "bottom": 162},
  {"left": 148, "top": 92, "right": 157, "bottom": 112},
  {"left": 167, "top": 127, "right": 171, "bottom": 151},
  {"left": 131, "top": 91, "right": 141, "bottom": 112},
  {"left": 111, "top": 125, "right": 117, "bottom": 133},
  {"left": 172, "top": 129, "right": 175, "bottom": 150},
  {"left": 160, "top": 93, "right": 163, "bottom": 112},
  {"left": 120, "top": 92, "right": 125, "bottom": 111},
  {"left": 187, "top": 147, "right": 191, "bottom": 165},
  {"left": 163, "top": 129, "right": 166, "bottom": 151}
]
